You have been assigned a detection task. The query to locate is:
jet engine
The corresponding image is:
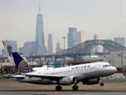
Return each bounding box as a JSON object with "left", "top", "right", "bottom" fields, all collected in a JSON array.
[
  {"left": 60, "top": 76, "right": 74, "bottom": 85},
  {"left": 82, "top": 78, "right": 99, "bottom": 85}
]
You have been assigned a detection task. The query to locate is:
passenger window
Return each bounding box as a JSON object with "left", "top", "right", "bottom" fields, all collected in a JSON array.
[{"left": 103, "top": 65, "right": 111, "bottom": 67}]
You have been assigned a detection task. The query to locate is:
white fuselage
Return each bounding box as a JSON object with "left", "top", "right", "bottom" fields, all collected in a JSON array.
[{"left": 26, "top": 61, "right": 117, "bottom": 79}]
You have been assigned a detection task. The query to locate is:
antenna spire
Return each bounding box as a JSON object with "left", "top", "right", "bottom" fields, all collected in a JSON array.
[{"left": 38, "top": 0, "right": 41, "bottom": 12}]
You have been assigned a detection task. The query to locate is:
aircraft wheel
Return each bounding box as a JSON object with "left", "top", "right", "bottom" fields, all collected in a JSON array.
[
  {"left": 72, "top": 85, "right": 79, "bottom": 91},
  {"left": 100, "top": 82, "right": 104, "bottom": 86},
  {"left": 73, "top": 77, "right": 78, "bottom": 84},
  {"left": 56, "top": 85, "right": 62, "bottom": 91}
]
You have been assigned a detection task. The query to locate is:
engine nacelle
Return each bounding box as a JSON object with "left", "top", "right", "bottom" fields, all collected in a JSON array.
[
  {"left": 60, "top": 76, "right": 74, "bottom": 85},
  {"left": 82, "top": 78, "right": 99, "bottom": 85}
]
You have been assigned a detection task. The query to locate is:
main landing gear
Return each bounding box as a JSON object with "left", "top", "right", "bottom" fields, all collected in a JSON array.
[
  {"left": 72, "top": 77, "right": 79, "bottom": 91},
  {"left": 55, "top": 84, "right": 79, "bottom": 91},
  {"left": 56, "top": 85, "right": 62, "bottom": 91},
  {"left": 72, "top": 85, "right": 79, "bottom": 91},
  {"left": 55, "top": 80, "right": 62, "bottom": 91},
  {"left": 55, "top": 78, "right": 80, "bottom": 91}
]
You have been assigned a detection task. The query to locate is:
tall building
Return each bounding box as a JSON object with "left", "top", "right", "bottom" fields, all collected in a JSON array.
[
  {"left": 6, "top": 40, "right": 17, "bottom": 52},
  {"left": 80, "top": 31, "right": 87, "bottom": 42},
  {"left": 35, "top": 7, "right": 46, "bottom": 55},
  {"left": 114, "top": 37, "right": 126, "bottom": 46},
  {"left": 77, "top": 31, "right": 81, "bottom": 44},
  {"left": 67, "top": 27, "right": 81, "bottom": 48},
  {"left": 20, "top": 41, "right": 37, "bottom": 57},
  {"left": 56, "top": 42, "right": 61, "bottom": 53},
  {"left": 6, "top": 40, "right": 17, "bottom": 55},
  {"left": 1, "top": 40, "right": 17, "bottom": 57},
  {"left": 48, "top": 34, "right": 53, "bottom": 54}
]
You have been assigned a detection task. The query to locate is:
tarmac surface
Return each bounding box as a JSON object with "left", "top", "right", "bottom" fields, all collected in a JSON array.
[
  {"left": 0, "top": 79, "right": 126, "bottom": 92},
  {"left": 0, "top": 92, "right": 126, "bottom": 95}
]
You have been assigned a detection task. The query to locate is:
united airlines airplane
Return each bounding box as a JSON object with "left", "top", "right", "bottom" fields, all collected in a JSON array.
[
  {"left": 11, "top": 52, "right": 117, "bottom": 91},
  {"left": 2, "top": 41, "right": 117, "bottom": 91}
]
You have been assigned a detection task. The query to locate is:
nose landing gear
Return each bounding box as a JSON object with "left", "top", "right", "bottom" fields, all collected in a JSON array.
[{"left": 100, "top": 82, "right": 104, "bottom": 86}]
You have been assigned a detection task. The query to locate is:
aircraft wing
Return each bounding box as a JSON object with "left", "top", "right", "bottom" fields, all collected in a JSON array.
[{"left": 25, "top": 74, "right": 64, "bottom": 80}]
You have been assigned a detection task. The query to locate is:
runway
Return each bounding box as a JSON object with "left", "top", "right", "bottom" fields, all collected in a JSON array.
[
  {"left": 1, "top": 79, "right": 126, "bottom": 92},
  {"left": 0, "top": 92, "right": 126, "bottom": 95},
  {"left": 0, "top": 79, "right": 126, "bottom": 95}
]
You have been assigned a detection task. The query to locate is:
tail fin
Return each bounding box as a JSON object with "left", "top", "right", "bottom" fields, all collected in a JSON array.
[
  {"left": 12, "top": 52, "right": 24, "bottom": 69},
  {"left": 2, "top": 40, "right": 28, "bottom": 69},
  {"left": 11, "top": 52, "right": 30, "bottom": 72}
]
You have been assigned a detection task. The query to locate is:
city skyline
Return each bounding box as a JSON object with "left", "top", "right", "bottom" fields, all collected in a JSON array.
[{"left": 1, "top": 0, "right": 126, "bottom": 49}]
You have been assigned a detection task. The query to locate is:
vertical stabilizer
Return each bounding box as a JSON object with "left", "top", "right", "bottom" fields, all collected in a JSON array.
[{"left": 12, "top": 52, "right": 24, "bottom": 69}]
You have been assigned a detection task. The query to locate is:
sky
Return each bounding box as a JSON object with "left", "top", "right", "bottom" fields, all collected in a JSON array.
[{"left": 0, "top": 0, "right": 126, "bottom": 50}]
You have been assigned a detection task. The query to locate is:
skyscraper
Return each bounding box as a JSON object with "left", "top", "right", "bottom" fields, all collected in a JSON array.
[
  {"left": 20, "top": 41, "right": 37, "bottom": 57},
  {"left": 2, "top": 40, "right": 17, "bottom": 57},
  {"left": 6, "top": 40, "right": 17, "bottom": 52},
  {"left": 80, "top": 30, "right": 87, "bottom": 42},
  {"left": 76, "top": 31, "right": 81, "bottom": 44},
  {"left": 67, "top": 27, "right": 81, "bottom": 48},
  {"left": 36, "top": 6, "right": 46, "bottom": 55},
  {"left": 56, "top": 42, "right": 61, "bottom": 53},
  {"left": 48, "top": 34, "right": 53, "bottom": 54}
]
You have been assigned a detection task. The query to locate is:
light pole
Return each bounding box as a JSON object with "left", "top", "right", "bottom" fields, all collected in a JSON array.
[
  {"left": 62, "top": 36, "right": 66, "bottom": 66},
  {"left": 62, "top": 36, "right": 66, "bottom": 50}
]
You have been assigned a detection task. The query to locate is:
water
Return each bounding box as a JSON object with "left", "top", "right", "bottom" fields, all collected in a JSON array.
[{"left": 0, "top": 92, "right": 125, "bottom": 95}]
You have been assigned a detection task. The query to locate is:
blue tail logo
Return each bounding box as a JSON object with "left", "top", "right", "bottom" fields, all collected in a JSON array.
[{"left": 12, "top": 52, "right": 23, "bottom": 69}]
